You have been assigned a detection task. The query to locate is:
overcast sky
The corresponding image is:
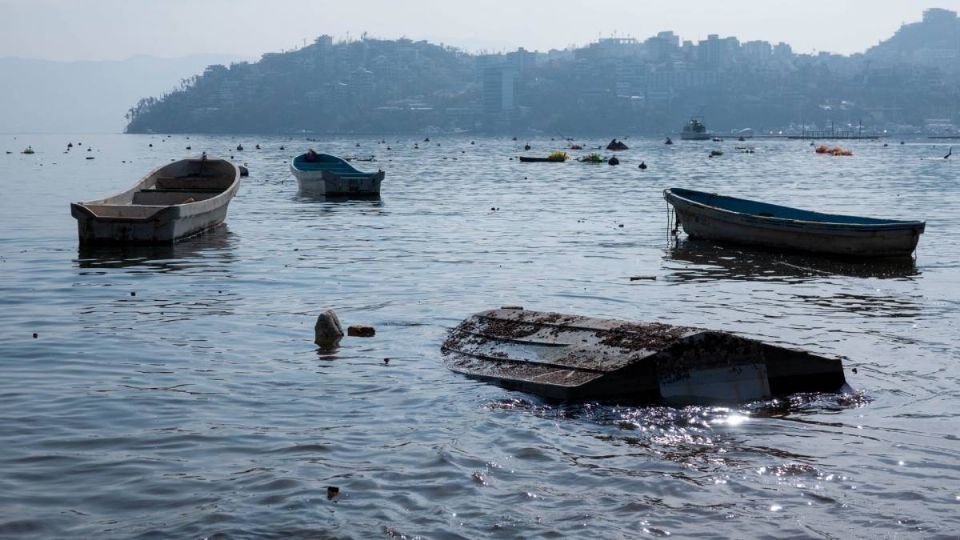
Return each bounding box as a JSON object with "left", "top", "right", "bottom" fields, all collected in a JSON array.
[{"left": 2, "top": 0, "right": 959, "bottom": 62}]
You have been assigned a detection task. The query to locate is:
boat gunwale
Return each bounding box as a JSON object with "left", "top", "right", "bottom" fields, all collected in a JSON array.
[
  {"left": 664, "top": 188, "right": 926, "bottom": 232},
  {"left": 291, "top": 153, "right": 378, "bottom": 176}
]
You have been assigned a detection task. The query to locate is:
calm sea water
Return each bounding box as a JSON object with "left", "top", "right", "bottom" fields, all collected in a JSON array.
[{"left": 1, "top": 133, "right": 958, "bottom": 539}]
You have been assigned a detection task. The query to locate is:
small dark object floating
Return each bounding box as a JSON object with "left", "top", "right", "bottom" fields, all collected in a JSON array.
[
  {"left": 236, "top": 144, "right": 243, "bottom": 151},
  {"left": 524, "top": 144, "right": 531, "bottom": 151},
  {"left": 442, "top": 308, "right": 847, "bottom": 405},
  {"left": 519, "top": 156, "right": 565, "bottom": 163},
  {"left": 348, "top": 325, "right": 376, "bottom": 337},
  {"left": 238, "top": 165, "right": 249, "bottom": 177},
  {"left": 608, "top": 156, "right": 619, "bottom": 165},
  {"left": 638, "top": 161, "right": 647, "bottom": 169}
]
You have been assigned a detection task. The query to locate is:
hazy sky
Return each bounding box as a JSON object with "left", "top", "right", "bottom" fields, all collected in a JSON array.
[{"left": 2, "top": 0, "right": 959, "bottom": 62}]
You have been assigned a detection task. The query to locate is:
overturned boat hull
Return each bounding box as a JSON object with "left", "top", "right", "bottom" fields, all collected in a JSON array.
[{"left": 442, "top": 308, "right": 847, "bottom": 405}]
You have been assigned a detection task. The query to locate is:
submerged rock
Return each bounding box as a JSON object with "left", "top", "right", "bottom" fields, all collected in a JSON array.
[{"left": 314, "top": 309, "right": 344, "bottom": 349}]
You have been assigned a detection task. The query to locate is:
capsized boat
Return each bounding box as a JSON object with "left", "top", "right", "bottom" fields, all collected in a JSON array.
[
  {"left": 71, "top": 156, "right": 240, "bottom": 244},
  {"left": 663, "top": 188, "right": 925, "bottom": 258},
  {"left": 443, "top": 308, "right": 847, "bottom": 405},
  {"left": 290, "top": 151, "right": 384, "bottom": 195}
]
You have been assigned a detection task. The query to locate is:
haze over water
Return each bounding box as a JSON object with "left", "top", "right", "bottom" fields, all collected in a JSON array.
[{"left": 1, "top": 134, "right": 958, "bottom": 537}]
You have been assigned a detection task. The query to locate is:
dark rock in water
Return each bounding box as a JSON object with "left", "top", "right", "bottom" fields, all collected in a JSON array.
[
  {"left": 606, "top": 139, "right": 628, "bottom": 151},
  {"left": 238, "top": 165, "right": 249, "bottom": 177},
  {"left": 255, "top": 144, "right": 261, "bottom": 149},
  {"left": 236, "top": 144, "right": 243, "bottom": 151},
  {"left": 524, "top": 144, "right": 531, "bottom": 151},
  {"left": 348, "top": 325, "right": 376, "bottom": 338},
  {"left": 442, "top": 309, "right": 847, "bottom": 405},
  {"left": 608, "top": 156, "right": 619, "bottom": 165},
  {"left": 638, "top": 161, "right": 647, "bottom": 169},
  {"left": 314, "top": 309, "right": 344, "bottom": 349},
  {"left": 326, "top": 486, "right": 340, "bottom": 499}
]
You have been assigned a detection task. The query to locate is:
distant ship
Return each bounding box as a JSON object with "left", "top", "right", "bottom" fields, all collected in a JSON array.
[{"left": 680, "top": 118, "right": 712, "bottom": 141}]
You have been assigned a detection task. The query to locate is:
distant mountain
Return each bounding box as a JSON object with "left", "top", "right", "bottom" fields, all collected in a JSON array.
[
  {"left": 125, "top": 10, "right": 960, "bottom": 136},
  {"left": 125, "top": 37, "right": 478, "bottom": 135},
  {"left": 866, "top": 8, "right": 960, "bottom": 68},
  {"left": 0, "top": 54, "right": 240, "bottom": 133}
]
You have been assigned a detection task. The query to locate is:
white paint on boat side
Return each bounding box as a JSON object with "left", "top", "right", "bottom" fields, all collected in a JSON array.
[{"left": 659, "top": 363, "right": 771, "bottom": 405}]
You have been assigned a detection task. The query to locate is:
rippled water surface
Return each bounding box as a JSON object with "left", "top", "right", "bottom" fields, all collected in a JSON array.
[{"left": 1, "top": 134, "right": 958, "bottom": 538}]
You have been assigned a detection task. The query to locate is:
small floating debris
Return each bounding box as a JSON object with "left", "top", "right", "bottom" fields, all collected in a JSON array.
[
  {"left": 815, "top": 144, "right": 852, "bottom": 156},
  {"left": 629, "top": 275, "right": 656, "bottom": 281},
  {"left": 519, "top": 151, "right": 568, "bottom": 163},
  {"left": 578, "top": 152, "right": 604, "bottom": 163},
  {"left": 709, "top": 150, "right": 723, "bottom": 157},
  {"left": 442, "top": 309, "right": 847, "bottom": 404},
  {"left": 255, "top": 144, "right": 261, "bottom": 150},
  {"left": 327, "top": 486, "right": 340, "bottom": 500},
  {"left": 85, "top": 156, "right": 95, "bottom": 160},
  {"left": 22, "top": 146, "right": 35, "bottom": 154},
  {"left": 524, "top": 144, "right": 531, "bottom": 151},
  {"left": 348, "top": 325, "right": 376, "bottom": 337}
]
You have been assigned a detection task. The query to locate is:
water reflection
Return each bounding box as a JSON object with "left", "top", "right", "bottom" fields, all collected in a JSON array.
[
  {"left": 75, "top": 226, "right": 236, "bottom": 271},
  {"left": 295, "top": 190, "right": 383, "bottom": 204},
  {"left": 664, "top": 238, "right": 919, "bottom": 282}
]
